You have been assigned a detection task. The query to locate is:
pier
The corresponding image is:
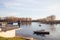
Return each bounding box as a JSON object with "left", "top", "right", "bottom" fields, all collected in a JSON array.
[{"left": 0, "top": 21, "right": 21, "bottom": 38}]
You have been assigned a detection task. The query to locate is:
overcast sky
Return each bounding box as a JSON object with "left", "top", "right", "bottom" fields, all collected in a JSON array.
[{"left": 0, "top": 0, "right": 60, "bottom": 19}]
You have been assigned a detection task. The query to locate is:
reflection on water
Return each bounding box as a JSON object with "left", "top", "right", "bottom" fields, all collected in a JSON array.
[
  {"left": 49, "top": 25, "right": 56, "bottom": 32},
  {"left": 20, "top": 22, "right": 31, "bottom": 26},
  {"left": 16, "top": 22, "right": 60, "bottom": 40}
]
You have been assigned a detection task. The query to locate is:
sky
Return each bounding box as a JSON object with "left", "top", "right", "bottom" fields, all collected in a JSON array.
[{"left": 0, "top": 0, "right": 60, "bottom": 20}]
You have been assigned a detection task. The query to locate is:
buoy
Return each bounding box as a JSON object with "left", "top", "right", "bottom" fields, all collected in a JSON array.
[{"left": 39, "top": 25, "right": 41, "bottom": 26}]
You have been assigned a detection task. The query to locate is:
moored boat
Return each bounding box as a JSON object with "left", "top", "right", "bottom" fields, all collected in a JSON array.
[{"left": 34, "top": 30, "right": 49, "bottom": 35}]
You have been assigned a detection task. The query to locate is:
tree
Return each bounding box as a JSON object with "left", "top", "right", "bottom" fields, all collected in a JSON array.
[{"left": 47, "top": 15, "right": 56, "bottom": 21}]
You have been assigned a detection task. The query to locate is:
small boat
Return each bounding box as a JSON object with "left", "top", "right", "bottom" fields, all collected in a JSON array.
[{"left": 34, "top": 30, "right": 49, "bottom": 35}]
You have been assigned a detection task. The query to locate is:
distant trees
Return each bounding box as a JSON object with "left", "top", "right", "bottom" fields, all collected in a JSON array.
[
  {"left": 5, "top": 16, "right": 19, "bottom": 22},
  {"left": 20, "top": 18, "right": 32, "bottom": 22},
  {"left": 46, "top": 15, "right": 56, "bottom": 21},
  {"left": 38, "top": 15, "right": 56, "bottom": 22},
  {"left": 0, "top": 15, "right": 56, "bottom": 22},
  {"left": 0, "top": 16, "right": 32, "bottom": 22}
]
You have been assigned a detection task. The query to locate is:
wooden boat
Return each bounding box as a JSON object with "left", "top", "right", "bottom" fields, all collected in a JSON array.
[{"left": 34, "top": 30, "right": 49, "bottom": 35}]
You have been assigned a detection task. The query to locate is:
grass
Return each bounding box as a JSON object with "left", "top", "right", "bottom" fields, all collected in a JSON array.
[{"left": 0, "top": 37, "right": 26, "bottom": 40}]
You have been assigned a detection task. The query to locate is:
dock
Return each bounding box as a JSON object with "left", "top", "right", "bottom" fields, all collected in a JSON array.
[{"left": 0, "top": 25, "right": 21, "bottom": 38}]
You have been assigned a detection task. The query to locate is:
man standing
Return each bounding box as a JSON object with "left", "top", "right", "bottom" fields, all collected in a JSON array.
[{"left": 18, "top": 20, "right": 20, "bottom": 27}]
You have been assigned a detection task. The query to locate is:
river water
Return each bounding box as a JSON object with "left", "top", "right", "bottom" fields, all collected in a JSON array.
[{"left": 16, "top": 22, "right": 60, "bottom": 40}]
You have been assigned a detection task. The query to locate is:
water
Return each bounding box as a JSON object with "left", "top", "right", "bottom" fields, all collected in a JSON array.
[{"left": 16, "top": 22, "right": 60, "bottom": 40}]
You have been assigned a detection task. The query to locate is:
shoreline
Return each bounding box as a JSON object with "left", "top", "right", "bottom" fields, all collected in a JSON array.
[{"left": 16, "top": 35, "right": 36, "bottom": 40}]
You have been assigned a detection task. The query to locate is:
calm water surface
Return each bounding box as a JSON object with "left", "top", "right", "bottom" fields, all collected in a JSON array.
[{"left": 16, "top": 22, "right": 60, "bottom": 40}]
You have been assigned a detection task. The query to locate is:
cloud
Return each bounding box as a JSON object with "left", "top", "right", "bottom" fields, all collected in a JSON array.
[
  {"left": 1, "top": 0, "right": 48, "bottom": 9},
  {"left": 47, "top": 4, "right": 60, "bottom": 14},
  {"left": 0, "top": 0, "right": 60, "bottom": 19}
]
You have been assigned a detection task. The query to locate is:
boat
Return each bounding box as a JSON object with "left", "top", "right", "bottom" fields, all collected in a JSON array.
[{"left": 34, "top": 30, "right": 49, "bottom": 35}]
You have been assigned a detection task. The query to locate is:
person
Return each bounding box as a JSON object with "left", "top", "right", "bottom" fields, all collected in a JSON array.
[{"left": 18, "top": 20, "right": 20, "bottom": 27}]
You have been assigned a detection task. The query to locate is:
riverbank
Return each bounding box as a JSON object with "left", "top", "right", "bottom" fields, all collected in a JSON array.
[
  {"left": 0, "top": 37, "right": 25, "bottom": 40},
  {"left": 16, "top": 35, "right": 36, "bottom": 40},
  {"left": 0, "top": 36, "right": 36, "bottom": 40}
]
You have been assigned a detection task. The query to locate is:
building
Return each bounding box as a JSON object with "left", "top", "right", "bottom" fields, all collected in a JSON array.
[{"left": 0, "top": 25, "right": 20, "bottom": 37}]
